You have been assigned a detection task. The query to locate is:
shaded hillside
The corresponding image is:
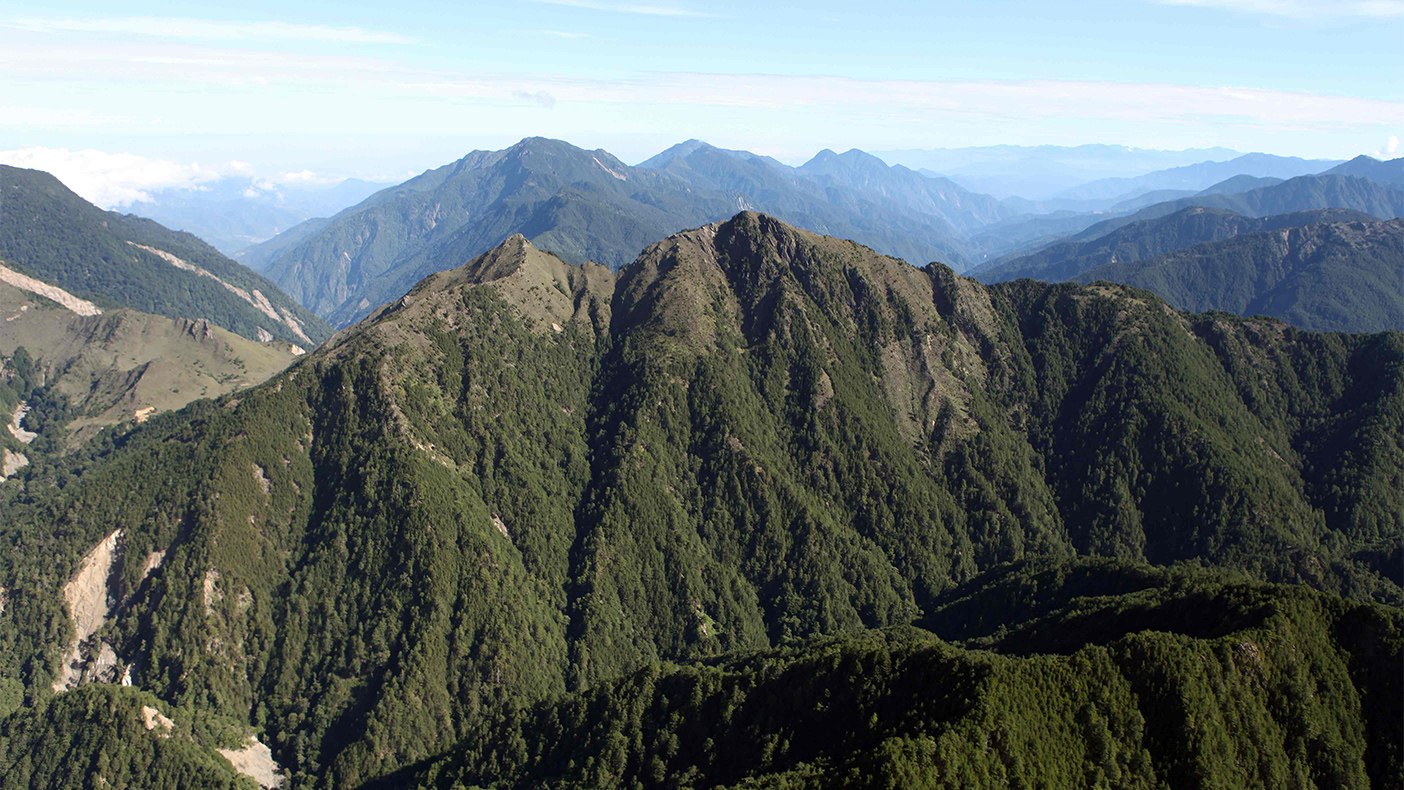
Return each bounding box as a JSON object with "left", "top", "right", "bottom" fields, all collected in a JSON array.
[
  {"left": 0, "top": 214, "right": 1398, "bottom": 789},
  {"left": 975, "top": 207, "right": 1376, "bottom": 283},
  {"left": 0, "top": 166, "right": 330, "bottom": 347},
  {"left": 253, "top": 138, "right": 985, "bottom": 326},
  {"left": 1074, "top": 219, "right": 1404, "bottom": 333}
]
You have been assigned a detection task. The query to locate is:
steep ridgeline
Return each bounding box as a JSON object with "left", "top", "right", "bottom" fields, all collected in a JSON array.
[
  {"left": 0, "top": 214, "right": 1399, "bottom": 789},
  {"left": 1073, "top": 218, "right": 1404, "bottom": 333},
  {"left": 252, "top": 138, "right": 989, "bottom": 327},
  {"left": 0, "top": 165, "right": 331, "bottom": 347},
  {"left": 975, "top": 206, "right": 1376, "bottom": 283}
]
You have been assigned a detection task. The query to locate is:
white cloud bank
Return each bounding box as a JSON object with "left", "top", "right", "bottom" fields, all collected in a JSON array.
[
  {"left": 6, "top": 16, "right": 416, "bottom": 44},
  {"left": 0, "top": 147, "right": 221, "bottom": 206},
  {"left": 0, "top": 148, "right": 343, "bottom": 207}
]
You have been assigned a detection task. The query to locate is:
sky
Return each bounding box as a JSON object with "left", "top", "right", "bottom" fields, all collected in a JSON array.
[{"left": 1, "top": 0, "right": 1399, "bottom": 205}]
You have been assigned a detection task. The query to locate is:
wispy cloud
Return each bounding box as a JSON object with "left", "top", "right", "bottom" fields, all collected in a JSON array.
[
  {"left": 1150, "top": 0, "right": 1404, "bottom": 18},
  {"left": 541, "top": 30, "right": 592, "bottom": 37},
  {"left": 6, "top": 16, "right": 417, "bottom": 44},
  {"left": 513, "top": 90, "right": 558, "bottom": 108},
  {"left": 519, "top": 0, "right": 722, "bottom": 18}
]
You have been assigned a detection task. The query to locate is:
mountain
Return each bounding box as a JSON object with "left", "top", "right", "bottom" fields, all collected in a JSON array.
[
  {"left": 1324, "top": 155, "right": 1404, "bottom": 190},
  {"left": 131, "top": 177, "right": 390, "bottom": 256},
  {"left": 871, "top": 144, "right": 1242, "bottom": 199},
  {"left": 251, "top": 137, "right": 987, "bottom": 327},
  {"left": 1073, "top": 218, "right": 1404, "bottom": 333},
  {"left": 973, "top": 206, "right": 1376, "bottom": 283},
  {"left": 794, "top": 148, "right": 1012, "bottom": 232},
  {"left": 0, "top": 213, "right": 1398, "bottom": 789},
  {"left": 0, "top": 165, "right": 332, "bottom": 347},
  {"left": 1051, "top": 153, "right": 1341, "bottom": 203}
]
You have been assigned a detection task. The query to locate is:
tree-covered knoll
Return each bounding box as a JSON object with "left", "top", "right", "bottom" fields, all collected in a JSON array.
[
  {"left": 0, "top": 213, "right": 1398, "bottom": 788},
  {"left": 0, "top": 164, "right": 330, "bottom": 346}
]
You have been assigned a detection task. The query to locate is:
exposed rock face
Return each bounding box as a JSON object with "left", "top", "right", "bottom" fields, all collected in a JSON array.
[{"left": 53, "top": 529, "right": 122, "bottom": 691}]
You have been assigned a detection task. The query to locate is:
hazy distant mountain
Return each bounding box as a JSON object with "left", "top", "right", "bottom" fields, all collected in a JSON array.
[
  {"left": 131, "top": 177, "right": 389, "bottom": 255},
  {"left": 796, "top": 148, "right": 1011, "bottom": 231},
  {"left": 253, "top": 137, "right": 988, "bottom": 326},
  {"left": 1323, "top": 155, "right": 1404, "bottom": 190},
  {"left": 0, "top": 165, "right": 330, "bottom": 346},
  {"left": 872, "top": 144, "right": 1241, "bottom": 199},
  {"left": 1073, "top": 218, "right": 1404, "bottom": 333},
  {"left": 1051, "top": 153, "right": 1341, "bottom": 203},
  {"left": 974, "top": 206, "right": 1377, "bottom": 284}
]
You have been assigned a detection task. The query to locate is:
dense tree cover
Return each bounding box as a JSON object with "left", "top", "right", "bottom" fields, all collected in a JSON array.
[
  {"left": 0, "top": 165, "right": 330, "bottom": 345},
  {"left": 0, "top": 213, "right": 1398, "bottom": 788},
  {"left": 382, "top": 562, "right": 1401, "bottom": 790},
  {"left": 1071, "top": 219, "right": 1404, "bottom": 333}
]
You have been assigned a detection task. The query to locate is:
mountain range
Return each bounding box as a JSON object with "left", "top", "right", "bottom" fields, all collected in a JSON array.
[
  {"left": 0, "top": 212, "right": 1398, "bottom": 789},
  {"left": 973, "top": 206, "right": 1377, "bottom": 283},
  {"left": 248, "top": 137, "right": 1013, "bottom": 326}
]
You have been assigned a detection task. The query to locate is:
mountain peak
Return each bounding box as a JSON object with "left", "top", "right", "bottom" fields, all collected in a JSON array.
[{"left": 637, "top": 139, "right": 716, "bottom": 168}]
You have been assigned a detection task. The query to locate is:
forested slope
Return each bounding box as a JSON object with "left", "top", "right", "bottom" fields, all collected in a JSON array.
[{"left": 0, "top": 213, "right": 1398, "bottom": 789}]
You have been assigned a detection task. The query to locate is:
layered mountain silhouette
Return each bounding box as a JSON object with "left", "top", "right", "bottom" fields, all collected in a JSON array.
[{"left": 1, "top": 213, "right": 1398, "bottom": 788}]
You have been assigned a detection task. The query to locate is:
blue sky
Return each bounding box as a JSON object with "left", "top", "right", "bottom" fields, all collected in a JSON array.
[{"left": 1, "top": 0, "right": 1399, "bottom": 203}]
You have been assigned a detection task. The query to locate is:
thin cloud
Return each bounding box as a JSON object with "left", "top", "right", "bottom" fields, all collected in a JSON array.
[
  {"left": 541, "top": 30, "right": 592, "bottom": 37},
  {"left": 1150, "top": 0, "right": 1404, "bottom": 17},
  {"left": 520, "top": 0, "right": 723, "bottom": 18},
  {"left": 7, "top": 16, "right": 417, "bottom": 44}
]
